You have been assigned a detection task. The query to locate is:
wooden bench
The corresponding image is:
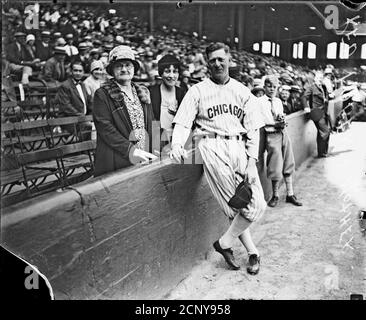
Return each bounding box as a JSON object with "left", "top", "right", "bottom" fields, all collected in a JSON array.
[{"left": 58, "top": 140, "right": 96, "bottom": 186}]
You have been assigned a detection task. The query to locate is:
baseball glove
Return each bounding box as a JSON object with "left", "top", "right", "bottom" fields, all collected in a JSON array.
[{"left": 228, "top": 178, "right": 253, "bottom": 210}]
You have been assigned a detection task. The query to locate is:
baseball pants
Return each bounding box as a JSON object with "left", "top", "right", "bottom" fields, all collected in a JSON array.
[
  {"left": 265, "top": 130, "right": 295, "bottom": 180},
  {"left": 197, "top": 137, "right": 266, "bottom": 222}
]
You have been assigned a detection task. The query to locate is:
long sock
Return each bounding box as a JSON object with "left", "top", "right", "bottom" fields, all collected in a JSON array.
[
  {"left": 219, "top": 214, "right": 251, "bottom": 249},
  {"left": 238, "top": 228, "right": 259, "bottom": 256},
  {"left": 272, "top": 180, "right": 280, "bottom": 197},
  {"left": 284, "top": 175, "right": 294, "bottom": 196}
]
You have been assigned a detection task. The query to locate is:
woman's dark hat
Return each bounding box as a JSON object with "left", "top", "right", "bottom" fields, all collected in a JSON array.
[{"left": 158, "top": 54, "right": 181, "bottom": 76}]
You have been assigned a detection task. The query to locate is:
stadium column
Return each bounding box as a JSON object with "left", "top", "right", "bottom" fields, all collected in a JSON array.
[
  {"left": 149, "top": 2, "right": 154, "bottom": 32},
  {"left": 237, "top": 5, "right": 244, "bottom": 51},
  {"left": 198, "top": 4, "right": 203, "bottom": 38},
  {"left": 230, "top": 6, "right": 235, "bottom": 46}
]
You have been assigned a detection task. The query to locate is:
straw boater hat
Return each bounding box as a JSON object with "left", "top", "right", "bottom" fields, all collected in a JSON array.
[
  {"left": 53, "top": 46, "right": 67, "bottom": 55},
  {"left": 106, "top": 45, "right": 140, "bottom": 75}
]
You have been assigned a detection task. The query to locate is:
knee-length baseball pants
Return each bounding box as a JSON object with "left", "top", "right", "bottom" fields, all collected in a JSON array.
[{"left": 197, "top": 137, "right": 266, "bottom": 222}]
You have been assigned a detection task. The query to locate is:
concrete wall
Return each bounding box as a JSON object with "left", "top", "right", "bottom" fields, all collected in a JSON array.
[{"left": 0, "top": 111, "right": 317, "bottom": 299}]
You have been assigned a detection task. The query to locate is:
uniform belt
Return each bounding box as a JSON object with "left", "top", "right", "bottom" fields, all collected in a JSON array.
[{"left": 201, "top": 133, "right": 246, "bottom": 140}]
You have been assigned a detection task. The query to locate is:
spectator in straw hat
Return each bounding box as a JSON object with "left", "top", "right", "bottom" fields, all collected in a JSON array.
[
  {"left": 93, "top": 45, "right": 157, "bottom": 177},
  {"left": 77, "top": 42, "right": 91, "bottom": 73},
  {"left": 42, "top": 46, "right": 68, "bottom": 83},
  {"left": 83, "top": 60, "right": 105, "bottom": 99},
  {"left": 35, "top": 31, "right": 53, "bottom": 62},
  {"left": 6, "top": 32, "right": 34, "bottom": 84}
]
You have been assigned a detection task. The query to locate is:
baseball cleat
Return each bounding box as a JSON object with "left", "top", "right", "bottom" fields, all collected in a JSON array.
[
  {"left": 268, "top": 196, "right": 279, "bottom": 207},
  {"left": 247, "top": 254, "right": 260, "bottom": 275},
  {"left": 286, "top": 195, "right": 303, "bottom": 206},
  {"left": 213, "top": 240, "right": 240, "bottom": 270}
]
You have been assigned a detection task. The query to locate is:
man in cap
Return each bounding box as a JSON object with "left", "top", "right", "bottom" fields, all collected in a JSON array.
[
  {"left": 323, "top": 68, "right": 335, "bottom": 97},
  {"left": 35, "top": 31, "right": 53, "bottom": 62},
  {"left": 42, "top": 46, "right": 68, "bottom": 83},
  {"left": 64, "top": 33, "right": 79, "bottom": 59},
  {"left": 251, "top": 78, "right": 265, "bottom": 98},
  {"left": 76, "top": 42, "right": 91, "bottom": 73},
  {"left": 257, "top": 75, "right": 303, "bottom": 208},
  {"left": 289, "top": 85, "right": 303, "bottom": 113},
  {"left": 6, "top": 32, "right": 35, "bottom": 84}
]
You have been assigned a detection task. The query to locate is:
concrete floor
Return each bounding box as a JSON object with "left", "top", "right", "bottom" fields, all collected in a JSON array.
[{"left": 165, "top": 122, "right": 366, "bottom": 300}]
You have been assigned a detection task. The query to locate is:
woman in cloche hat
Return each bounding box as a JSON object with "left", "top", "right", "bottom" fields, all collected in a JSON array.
[{"left": 92, "top": 45, "right": 157, "bottom": 177}]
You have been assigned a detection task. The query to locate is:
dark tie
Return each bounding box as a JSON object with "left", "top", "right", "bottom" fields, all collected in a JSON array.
[
  {"left": 59, "top": 61, "right": 65, "bottom": 81},
  {"left": 269, "top": 97, "right": 277, "bottom": 119}
]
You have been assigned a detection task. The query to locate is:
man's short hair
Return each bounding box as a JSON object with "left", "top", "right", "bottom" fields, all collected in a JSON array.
[
  {"left": 205, "top": 42, "right": 230, "bottom": 58},
  {"left": 71, "top": 61, "right": 84, "bottom": 71},
  {"left": 264, "top": 75, "right": 279, "bottom": 87}
]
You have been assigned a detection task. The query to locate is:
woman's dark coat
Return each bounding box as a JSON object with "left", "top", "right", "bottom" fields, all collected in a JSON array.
[{"left": 93, "top": 79, "right": 153, "bottom": 177}]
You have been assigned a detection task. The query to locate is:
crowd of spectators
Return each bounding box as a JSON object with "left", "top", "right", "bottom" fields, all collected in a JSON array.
[{"left": 2, "top": 2, "right": 366, "bottom": 116}]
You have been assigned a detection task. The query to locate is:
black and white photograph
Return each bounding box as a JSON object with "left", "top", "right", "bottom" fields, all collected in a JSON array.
[{"left": 1, "top": 0, "right": 365, "bottom": 304}]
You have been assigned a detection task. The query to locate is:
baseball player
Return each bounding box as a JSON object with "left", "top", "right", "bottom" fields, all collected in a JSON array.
[
  {"left": 169, "top": 43, "right": 266, "bottom": 274},
  {"left": 257, "top": 75, "right": 302, "bottom": 207}
]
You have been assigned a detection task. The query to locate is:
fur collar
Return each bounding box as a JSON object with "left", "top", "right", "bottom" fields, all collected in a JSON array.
[{"left": 102, "top": 79, "right": 151, "bottom": 105}]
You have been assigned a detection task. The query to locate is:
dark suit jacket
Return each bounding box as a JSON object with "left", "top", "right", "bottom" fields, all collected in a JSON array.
[
  {"left": 93, "top": 80, "right": 153, "bottom": 177},
  {"left": 54, "top": 78, "right": 92, "bottom": 117},
  {"left": 148, "top": 84, "right": 187, "bottom": 121},
  {"left": 302, "top": 83, "right": 328, "bottom": 122},
  {"left": 35, "top": 41, "right": 52, "bottom": 62},
  {"left": 6, "top": 42, "right": 33, "bottom": 65},
  {"left": 42, "top": 57, "right": 67, "bottom": 82},
  {"left": 302, "top": 83, "right": 328, "bottom": 110}
]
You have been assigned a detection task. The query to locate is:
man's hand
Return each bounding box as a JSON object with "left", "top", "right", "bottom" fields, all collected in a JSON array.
[
  {"left": 243, "top": 157, "right": 257, "bottom": 184},
  {"left": 169, "top": 143, "right": 188, "bottom": 163},
  {"left": 129, "top": 148, "right": 158, "bottom": 165}
]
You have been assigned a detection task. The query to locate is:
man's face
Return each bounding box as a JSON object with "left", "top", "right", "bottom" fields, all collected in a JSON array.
[
  {"left": 55, "top": 53, "right": 66, "bottom": 62},
  {"left": 207, "top": 48, "right": 230, "bottom": 82},
  {"left": 112, "top": 59, "right": 134, "bottom": 83},
  {"left": 41, "top": 36, "right": 50, "bottom": 44},
  {"left": 16, "top": 36, "right": 26, "bottom": 45},
  {"left": 280, "top": 89, "right": 290, "bottom": 101},
  {"left": 67, "top": 38, "right": 73, "bottom": 45},
  {"left": 72, "top": 64, "right": 84, "bottom": 81},
  {"left": 162, "top": 65, "right": 179, "bottom": 88},
  {"left": 264, "top": 81, "right": 277, "bottom": 98}
]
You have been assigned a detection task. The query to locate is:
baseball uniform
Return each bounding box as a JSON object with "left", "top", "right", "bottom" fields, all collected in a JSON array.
[{"left": 173, "top": 77, "right": 266, "bottom": 222}]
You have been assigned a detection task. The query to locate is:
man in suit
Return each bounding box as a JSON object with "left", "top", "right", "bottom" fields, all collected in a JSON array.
[
  {"left": 35, "top": 31, "right": 53, "bottom": 63},
  {"left": 54, "top": 61, "right": 93, "bottom": 140},
  {"left": 302, "top": 72, "right": 331, "bottom": 158},
  {"left": 5, "top": 32, "right": 35, "bottom": 84},
  {"left": 42, "top": 46, "right": 68, "bottom": 83}
]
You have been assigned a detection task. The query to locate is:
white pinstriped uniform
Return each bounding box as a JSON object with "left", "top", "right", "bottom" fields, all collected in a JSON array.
[{"left": 173, "top": 78, "right": 267, "bottom": 221}]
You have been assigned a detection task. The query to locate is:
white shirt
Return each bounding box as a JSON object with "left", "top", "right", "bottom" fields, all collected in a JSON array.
[
  {"left": 257, "top": 95, "right": 284, "bottom": 125},
  {"left": 64, "top": 45, "right": 79, "bottom": 57},
  {"left": 83, "top": 75, "right": 103, "bottom": 99},
  {"left": 75, "top": 81, "right": 87, "bottom": 114},
  {"left": 160, "top": 89, "right": 177, "bottom": 130}
]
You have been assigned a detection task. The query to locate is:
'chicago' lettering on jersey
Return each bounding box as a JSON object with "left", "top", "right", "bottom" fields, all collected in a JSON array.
[{"left": 207, "top": 104, "right": 243, "bottom": 119}]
